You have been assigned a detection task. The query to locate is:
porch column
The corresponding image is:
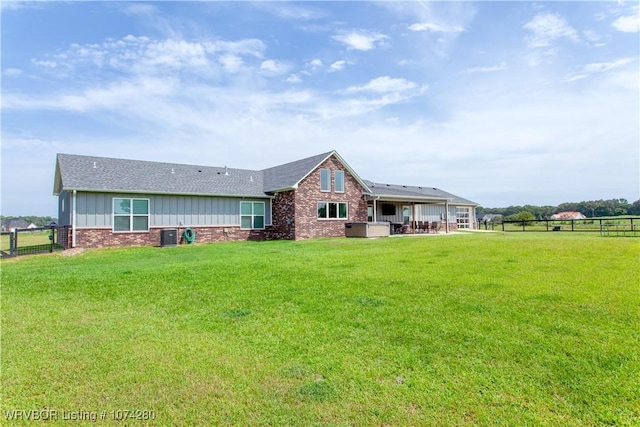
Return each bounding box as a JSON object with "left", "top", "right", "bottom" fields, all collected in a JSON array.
[
  {"left": 373, "top": 199, "right": 378, "bottom": 222},
  {"left": 445, "top": 199, "right": 449, "bottom": 233}
]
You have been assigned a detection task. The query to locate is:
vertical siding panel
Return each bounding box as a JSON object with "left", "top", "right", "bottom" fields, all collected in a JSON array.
[
  {"left": 76, "top": 194, "right": 87, "bottom": 227},
  {"left": 171, "top": 196, "right": 178, "bottom": 226},
  {"left": 95, "top": 194, "right": 104, "bottom": 227},
  {"left": 198, "top": 197, "right": 205, "bottom": 225},
  {"left": 162, "top": 196, "right": 170, "bottom": 226}
]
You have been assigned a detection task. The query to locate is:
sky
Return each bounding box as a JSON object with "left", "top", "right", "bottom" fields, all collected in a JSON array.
[{"left": 1, "top": 1, "right": 639, "bottom": 217}]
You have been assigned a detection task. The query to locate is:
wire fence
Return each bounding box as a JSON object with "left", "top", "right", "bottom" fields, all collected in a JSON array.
[
  {"left": 1, "top": 226, "right": 71, "bottom": 258},
  {"left": 500, "top": 218, "right": 639, "bottom": 236}
]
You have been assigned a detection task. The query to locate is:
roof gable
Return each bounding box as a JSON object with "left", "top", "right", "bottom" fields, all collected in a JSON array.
[
  {"left": 262, "top": 151, "right": 333, "bottom": 192},
  {"left": 263, "top": 151, "right": 370, "bottom": 193}
]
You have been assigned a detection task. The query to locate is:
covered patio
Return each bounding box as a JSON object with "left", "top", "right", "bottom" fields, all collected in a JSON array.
[{"left": 363, "top": 181, "right": 478, "bottom": 234}]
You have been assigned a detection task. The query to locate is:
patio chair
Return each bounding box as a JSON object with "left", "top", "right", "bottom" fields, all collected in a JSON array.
[{"left": 430, "top": 221, "right": 441, "bottom": 233}]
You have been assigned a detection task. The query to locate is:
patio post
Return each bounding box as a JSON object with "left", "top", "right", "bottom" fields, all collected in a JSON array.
[{"left": 445, "top": 200, "right": 449, "bottom": 233}]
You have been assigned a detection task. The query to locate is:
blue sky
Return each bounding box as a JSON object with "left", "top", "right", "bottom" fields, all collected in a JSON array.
[{"left": 2, "top": 1, "right": 638, "bottom": 216}]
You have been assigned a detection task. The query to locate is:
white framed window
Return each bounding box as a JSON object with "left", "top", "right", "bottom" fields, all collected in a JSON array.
[
  {"left": 320, "top": 169, "right": 331, "bottom": 192},
  {"left": 317, "top": 202, "right": 348, "bottom": 220},
  {"left": 334, "top": 170, "right": 345, "bottom": 193},
  {"left": 113, "top": 198, "right": 149, "bottom": 232},
  {"left": 240, "top": 201, "right": 265, "bottom": 229}
]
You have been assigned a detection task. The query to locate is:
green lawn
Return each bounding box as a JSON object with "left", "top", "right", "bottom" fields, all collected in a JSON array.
[{"left": 2, "top": 233, "right": 638, "bottom": 425}]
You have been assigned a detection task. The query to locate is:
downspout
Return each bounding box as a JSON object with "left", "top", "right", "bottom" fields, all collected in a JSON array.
[{"left": 72, "top": 190, "right": 77, "bottom": 248}]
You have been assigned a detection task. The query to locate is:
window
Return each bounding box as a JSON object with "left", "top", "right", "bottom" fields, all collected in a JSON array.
[
  {"left": 113, "top": 198, "right": 149, "bottom": 232},
  {"left": 381, "top": 203, "right": 396, "bottom": 216},
  {"left": 317, "top": 202, "right": 348, "bottom": 219},
  {"left": 403, "top": 205, "right": 411, "bottom": 225},
  {"left": 241, "top": 201, "right": 265, "bottom": 229},
  {"left": 334, "top": 171, "right": 345, "bottom": 193},
  {"left": 320, "top": 169, "right": 331, "bottom": 192}
]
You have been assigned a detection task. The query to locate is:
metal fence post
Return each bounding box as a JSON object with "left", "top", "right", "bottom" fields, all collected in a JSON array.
[{"left": 10, "top": 230, "right": 17, "bottom": 255}]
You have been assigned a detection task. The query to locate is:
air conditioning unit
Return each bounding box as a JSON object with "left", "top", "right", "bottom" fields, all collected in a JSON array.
[{"left": 160, "top": 229, "right": 178, "bottom": 247}]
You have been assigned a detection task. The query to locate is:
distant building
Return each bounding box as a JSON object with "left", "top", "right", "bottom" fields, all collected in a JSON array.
[
  {"left": 477, "top": 213, "right": 503, "bottom": 223},
  {"left": 551, "top": 211, "right": 587, "bottom": 220},
  {"left": 1, "top": 218, "right": 35, "bottom": 232}
]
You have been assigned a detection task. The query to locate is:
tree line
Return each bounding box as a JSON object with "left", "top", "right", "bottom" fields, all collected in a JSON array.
[{"left": 477, "top": 198, "right": 640, "bottom": 220}]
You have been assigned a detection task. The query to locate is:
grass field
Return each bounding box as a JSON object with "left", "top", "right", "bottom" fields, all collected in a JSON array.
[{"left": 1, "top": 233, "right": 638, "bottom": 425}]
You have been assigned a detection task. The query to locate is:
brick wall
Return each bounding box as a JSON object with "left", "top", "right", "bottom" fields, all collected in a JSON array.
[
  {"left": 293, "top": 155, "right": 368, "bottom": 239},
  {"left": 75, "top": 226, "right": 267, "bottom": 248},
  {"left": 268, "top": 190, "right": 296, "bottom": 240}
]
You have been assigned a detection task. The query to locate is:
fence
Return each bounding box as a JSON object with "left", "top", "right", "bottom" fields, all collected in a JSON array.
[
  {"left": 0, "top": 226, "right": 71, "bottom": 258},
  {"left": 500, "top": 218, "right": 639, "bottom": 236}
]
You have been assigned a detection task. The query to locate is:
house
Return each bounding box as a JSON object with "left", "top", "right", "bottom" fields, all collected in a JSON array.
[
  {"left": 1, "top": 218, "right": 35, "bottom": 232},
  {"left": 53, "top": 151, "right": 478, "bottom": 248},
  {"left": 550, "top": 211, "right": 587, "bottom": 220}
]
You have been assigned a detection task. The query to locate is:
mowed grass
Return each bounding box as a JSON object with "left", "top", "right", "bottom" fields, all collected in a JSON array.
[{"left": 1, "top": 233, "right": 638, "bottom": 425}]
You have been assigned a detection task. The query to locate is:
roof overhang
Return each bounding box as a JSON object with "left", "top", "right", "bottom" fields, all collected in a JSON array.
[
  {"left": 365, "top": 194, "right": 450, "bottom": 203},
  {"left": 57, "top": 188, "right": 275, "bottom": 199}
]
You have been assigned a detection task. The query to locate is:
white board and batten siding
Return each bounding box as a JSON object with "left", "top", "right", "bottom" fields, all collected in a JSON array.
[{"left": 73, "top": 192, "right": 272, "bottom": 228}]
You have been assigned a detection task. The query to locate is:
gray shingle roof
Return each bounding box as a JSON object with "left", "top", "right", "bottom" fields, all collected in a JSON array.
[
  {"left": 363, "top": 180, "right": 478, "bottom": 205},
  {"left": 262, "top": 151, "right": 333, "bottom": 192},
  {"left": 54, "top": 154, "right": 266, "bottom": 197},
  {"left": 54, "top": 152, "right": 477, "bottom": 206}
]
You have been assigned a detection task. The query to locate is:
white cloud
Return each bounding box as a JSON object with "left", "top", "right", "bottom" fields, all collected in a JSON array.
[
  {"left": 308, "top": 59, "right": 323, "bottom": 69},
  {"left": 31, "top": 58, "right": 57, "bottom": 68},
  {"left": 564, "top": 57, "right": 636, "bottom": 82},
  {"left": 612, "top": 12, "right": 640, "bottom": 33},
  {"left": 219, "top": 54, "right": 244, "bottom": 73},
  {"left": 332, "top": 30, "right": 387, "bottom": 51},
  {"left": 329, "top": 60, "right": 347, "bottom": 72},
  {"left": 286, "top": 74, "right": 302, "bottom": 83},
  {"left": 3, "top": 68, "right": 23, "bottom": 76},
  {"left": 346, "top": 76, "right": 420, "bottom": 93},
  {"left": 463, "top": 62, "right": 508, "bottom": 74},
  {"left": 524, "top": 12, "right": 579, "bottom": 48},
  {"left": 28, "top": 35, "right": 268, "bottom": 79},
  {"left": 409, "top": 22, "right": 464, "bottom": 33},
  {"left": 1, "top": 1, "right": 43, "bottom": 11},
  {"left": 253, "top": 3, "right": 326, "bottom": 20},
  {"left": 583, "top": 58, "right": 636, "bottom": 73},
  {"left": 260, "top": 59, "right": 288, "bottom": 74}
]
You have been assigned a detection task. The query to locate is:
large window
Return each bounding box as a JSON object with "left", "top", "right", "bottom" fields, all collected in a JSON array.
[
  {"left": 320, "top": 169, "right": 331, "bottom": 192},
  {"left": 241, "top": 201, "right": 265, "bottom": 229},
  {"left": 113, "top": 198, "right": 149, "bottom": 232},
  {"left": 317, "top": 202, "right": 348, "bottom": 219},
  {"left": 334, "top": 171, "right": 345, "bottom": 193}
]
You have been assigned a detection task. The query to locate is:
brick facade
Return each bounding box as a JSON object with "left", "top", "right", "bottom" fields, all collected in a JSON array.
[
  {"left": 267, "top": 190, "right": 296, "bottom": 240},
  {"left": 75, "top": 226, "right": 267, "bottom": 248},
  {"left": 291, "top": 156, "right": 368, "bottom": 240}
]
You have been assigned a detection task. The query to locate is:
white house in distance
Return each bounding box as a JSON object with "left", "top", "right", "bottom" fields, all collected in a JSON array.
[{"left": 551, "top": 211, "right": 587, "bottom": 220}]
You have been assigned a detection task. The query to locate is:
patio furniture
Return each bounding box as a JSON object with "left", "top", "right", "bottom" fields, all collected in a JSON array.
[{"left": 430, "top": 221, "right": 441, "bottom": 233}]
